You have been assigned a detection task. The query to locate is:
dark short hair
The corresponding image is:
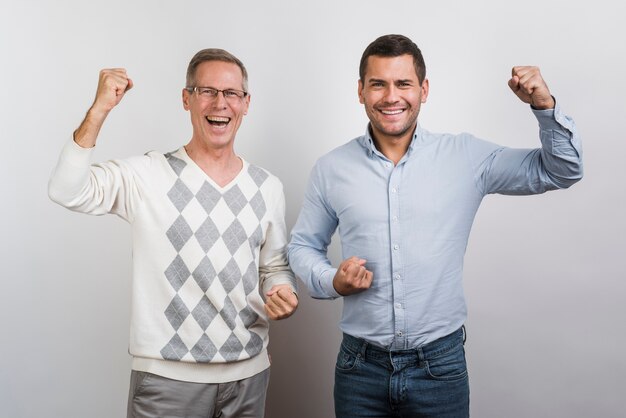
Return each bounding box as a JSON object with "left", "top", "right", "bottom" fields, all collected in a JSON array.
[
  {"left": 359, "top": 34, "right": 426, "bottom": 85},
  {"left": 186, "top": 48, "right": 248, "bottom": 91}
]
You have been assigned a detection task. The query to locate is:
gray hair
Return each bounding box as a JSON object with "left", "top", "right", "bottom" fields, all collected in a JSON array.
[{"left": 186, "top": 48, "right": 248, "bottom": 91}]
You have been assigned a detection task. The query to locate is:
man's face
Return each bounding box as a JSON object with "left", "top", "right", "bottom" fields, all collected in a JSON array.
[
  {"left": 183, "top": 60, "right": 250, "bottom": 150},
  {"left": 358, "top": 54, "right": 429, "bottom": 143}
]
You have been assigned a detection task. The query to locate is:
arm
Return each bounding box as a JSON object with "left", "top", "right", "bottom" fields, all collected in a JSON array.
[
  {"left": 288, "top": 163, "right": 373, "bottom": 299},
  {"left": 48, "top": 69, "right": 139, "bottom": 219},
  {"left": 74, "top": 68, "right": 133, "bottom": 148},
  {"left": 474, "top": 66, "right": 583, "bottom": 195},
  {"left": 259, "top": 183, "right": 298, "bottom": 320}
]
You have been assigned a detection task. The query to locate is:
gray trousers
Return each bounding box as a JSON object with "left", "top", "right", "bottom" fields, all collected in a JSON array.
[{"left": 127, "top": 368, "right": 270, "bottom": 418}]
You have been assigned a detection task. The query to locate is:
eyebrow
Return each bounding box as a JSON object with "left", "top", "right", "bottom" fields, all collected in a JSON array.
[{"left": 367, "top": 78, "right": 415, "bottom": 84}]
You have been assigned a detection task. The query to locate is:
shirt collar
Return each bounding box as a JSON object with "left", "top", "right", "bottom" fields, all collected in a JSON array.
[{"left": 357, "top": 123, "right": 423, "bottom": 160}]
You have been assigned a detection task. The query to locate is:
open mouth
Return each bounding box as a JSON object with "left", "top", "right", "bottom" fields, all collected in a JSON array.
[
  {"left": 379, "top": 109, "right": 405, "bottom": 115},
  {"left": 206, "top": 116, "right": 231, "bottom": 127}
]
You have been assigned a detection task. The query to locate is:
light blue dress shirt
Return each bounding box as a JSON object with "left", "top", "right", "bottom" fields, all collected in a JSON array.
[{"left": 288, "top": 104, "right": 583, "bottom": 350}]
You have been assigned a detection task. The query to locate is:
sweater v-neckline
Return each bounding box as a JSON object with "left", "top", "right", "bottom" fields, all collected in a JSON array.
[{"left": 178, "top": 147, "right": 247, "bottom": 192}]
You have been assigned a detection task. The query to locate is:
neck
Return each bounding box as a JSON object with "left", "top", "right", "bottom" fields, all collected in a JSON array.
[
  {"left": 184, "top": 140, "right": 242, "bottom": 187},
  {"left": 370, "top": 124, "right": 416, "bottom": 165}
]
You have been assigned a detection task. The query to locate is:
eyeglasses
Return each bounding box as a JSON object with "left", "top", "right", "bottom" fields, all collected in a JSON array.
[{"left": 186, "top": 86, "right": 248, "bottom": 101}]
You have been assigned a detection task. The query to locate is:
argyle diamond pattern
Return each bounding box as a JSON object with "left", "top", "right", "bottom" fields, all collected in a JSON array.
[
  {"left": 164, "top": 295, "right": 190, "bottom": 330},
  {"left": 192, "top": 295, "right": 219, "bottom": 330},
  {"left": 164, "top": 255, "right": 191, "bottom": 291},
  {"left": 220, "top": 332, "right": 244, "bottom": 362},
  {"left": 245, "top": 332, "right": 264, "bottom": 357},
  {"left": 218, "top": 259, "right": 242, "bottom": 294},
  {"left": 191, "top": 334, "right": 218, "bottom": 362},
  {"left": 195, "top": 217, "right": 220, "bottom": 253},
  {"left": 168, "top": 179, "right": 194, "bottom": 212},
  {"left": 160, "top": 334, "right": 188, "bottom": 361},
  {"left": 242, "top": 261, "right": 258, "bottom": 296},
  {"left": 161, "top": 153, "right": 270, "bottom": 363},
  {"left": 192, "top": 257, "right": 217, "bottom": 292}
]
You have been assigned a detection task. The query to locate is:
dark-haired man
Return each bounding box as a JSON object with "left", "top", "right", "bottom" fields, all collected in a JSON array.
[
  {"left": 49, "top": 48, "right": 298, "bottom": 418},
  {"left": 289, "top": 34, "right": 582, "bottom": 417}
]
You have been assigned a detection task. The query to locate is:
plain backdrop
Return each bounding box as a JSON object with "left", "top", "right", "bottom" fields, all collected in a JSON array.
[{"left": 1, "top": 1, "right": 624, "bottom": 417}]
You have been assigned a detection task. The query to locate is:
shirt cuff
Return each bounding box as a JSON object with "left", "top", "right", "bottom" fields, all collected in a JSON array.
[
  {"left": 531, "top": 99, "right": 574, "bottom": 133},
  {"left": 320, "top": 267, "right": 341, "bottom": 299}
]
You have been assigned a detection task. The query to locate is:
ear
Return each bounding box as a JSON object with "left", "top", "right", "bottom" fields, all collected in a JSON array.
[
  {"left": 420, "top": 78, "right": 430, "bottom": 103},
  {"left": 182, "top": 88, "right": 190, "bottom": 110},
  {"left": 358, "top": 79, "right": 365, "bottom": 104},
  {"left": 243, "top": 93, "right": 251, "bottom": 115}
]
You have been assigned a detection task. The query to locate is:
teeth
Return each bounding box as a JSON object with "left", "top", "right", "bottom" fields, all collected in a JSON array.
[
  {"left": 381, "top": 109, "right": 404, "bottom": 115},
  {"left": 206, "top": 116, "right": 230, "bottom": 122}
]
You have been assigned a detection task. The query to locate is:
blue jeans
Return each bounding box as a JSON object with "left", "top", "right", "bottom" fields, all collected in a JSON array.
[{"left": 334, "top": 327, "right": 469, "bottom": 418}]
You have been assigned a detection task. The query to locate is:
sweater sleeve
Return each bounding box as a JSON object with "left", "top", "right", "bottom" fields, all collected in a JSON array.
[
  {"left": 48, "top": 139, "right": 145, "bottom": 222},
  {"left": 258, "top": 179, "right": 297, "bottom": 296}
]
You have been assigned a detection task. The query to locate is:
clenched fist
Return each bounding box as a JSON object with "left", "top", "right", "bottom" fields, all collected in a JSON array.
[
  {"left": 265, "top": 284, "right": 298, "bottom": 320},
  {"left": 508, "top": 66, "right": 555, "bottom": 110},
  {"left": 92, "top": 68, "right": 134, "bottom": 115},
  {"left": 333, "top": 256, "right": 373, "bottom": 296},
  {"left": 73, "top": 68, "right": 133, "bottom": 148}
]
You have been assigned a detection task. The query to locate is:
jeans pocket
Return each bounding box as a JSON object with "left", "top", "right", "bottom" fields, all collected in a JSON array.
[
  {"left": 425, "top": 344, "right": 468, "bottom": 381},
  {"left": 335, "top": 343, "right": 361, "bottom": 372}
]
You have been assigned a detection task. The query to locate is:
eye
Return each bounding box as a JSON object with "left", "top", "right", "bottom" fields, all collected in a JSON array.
[
  {"left": 398, "top": 82, "right": 412, "bottom": 88},
  {"left": 370, "top": 82, "right": 384, "bottom": 88},
  {"left": 200, "top": 88, "right": 217, "bottom": 96},
  {"left": 223, "top": 90, "right": 239, "bottom": 98}
]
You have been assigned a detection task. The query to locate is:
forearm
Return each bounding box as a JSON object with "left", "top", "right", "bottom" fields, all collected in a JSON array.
[
  {"left": 260, "top": 265, "right": 297, "bottom": 295},
  {"left": 287, "top": 241, "right": 339, "bottom": 299},
  {"left": 73, "top": 106, "right": 110, "bottom": 148},
  {"left": 478, "top": 102, "right": 583, "bottom": 195},
  {"left": 258, "top": 189, "right": 297, "bottom": 295},
  {"left": 532, "top": 103, "right": 583, "bottom": 188}
]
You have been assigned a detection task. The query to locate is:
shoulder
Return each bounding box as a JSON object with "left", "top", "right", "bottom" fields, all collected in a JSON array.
[
  {"left": 419, "top": 127, "right": 489, "bottom": 151},
  {"left": 315, "top": 137, "right": 363, "bottom": 169}
]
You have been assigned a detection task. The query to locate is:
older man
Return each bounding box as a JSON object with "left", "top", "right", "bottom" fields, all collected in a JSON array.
[
  {"left": 49, "top": 48, "right": 298, "bottom": 418},
  {"left": 289, "top": 34, "right": 583, "bottom": 417}
]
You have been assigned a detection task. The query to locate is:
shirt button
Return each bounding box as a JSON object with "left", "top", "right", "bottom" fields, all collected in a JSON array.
[
  {"left": 397, "top": 331, "right": 403, "bottom": 337},
  {"left": 393, "top": 245, "right": 399, "bottom": 250},
  {"left": 391, "top": 188, "right": 397, "bottom": 193},
  {"left": 392, "top": 216, "right": 398, "bottom": 222},
  {"left": 395, "top": 303, "right": 402, "bottom": 309},
  {"left": 394, "top": 274, "right": 401, "bottom": 280}
]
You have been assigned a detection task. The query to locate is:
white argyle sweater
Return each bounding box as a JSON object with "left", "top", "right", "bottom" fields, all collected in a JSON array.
[{"left": 49, "top": 140, "right": 296, "bottom": 383}]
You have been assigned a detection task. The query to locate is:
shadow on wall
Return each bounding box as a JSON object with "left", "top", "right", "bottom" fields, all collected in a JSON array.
[{"left": 265, "top": 286, "right": 343, "bottom": 418}]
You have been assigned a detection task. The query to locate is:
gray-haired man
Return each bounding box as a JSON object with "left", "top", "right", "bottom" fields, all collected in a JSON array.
[{"left": 49, "top": 48, "right": 298, "bottom": 417}]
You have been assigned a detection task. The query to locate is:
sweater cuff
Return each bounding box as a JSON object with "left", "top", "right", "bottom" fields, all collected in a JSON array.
[{"left": 61, "top": 137, "right": 96, "bottom": 167}]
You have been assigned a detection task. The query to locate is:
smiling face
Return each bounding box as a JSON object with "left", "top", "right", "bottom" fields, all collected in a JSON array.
[
  {"left": 183, "top": 60, "right": 250, "bottom": 151},
  {"left": 358, "top": 54, "right": 429, "bottom": 146}
]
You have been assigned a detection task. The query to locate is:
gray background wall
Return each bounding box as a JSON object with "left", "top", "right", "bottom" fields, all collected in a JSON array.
[{"left": 2, "top": 0, "right": 624, "bottom": 417}]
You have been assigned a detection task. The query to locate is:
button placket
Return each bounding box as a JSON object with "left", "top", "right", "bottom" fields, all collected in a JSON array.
[{"left": 388, "top": 166, "right": 406, "bottom": 349}]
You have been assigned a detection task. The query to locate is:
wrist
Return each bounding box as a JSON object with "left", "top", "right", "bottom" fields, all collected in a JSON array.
[
  {"left": 87, "top": 104, "right": 111, "bottom": 122},
  {"left": 531, "top": 95, "right": 555, "bottom": 110}
]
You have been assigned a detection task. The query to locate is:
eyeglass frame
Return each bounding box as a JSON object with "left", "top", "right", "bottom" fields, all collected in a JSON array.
[{"left": 185, "top": 86, "right": 249, "bottom": 101}]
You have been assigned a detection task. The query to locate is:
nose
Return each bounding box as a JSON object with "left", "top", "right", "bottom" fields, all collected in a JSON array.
[
  {"left": 382, "top": 85, "right": 400, "bottom": 103},
  {"left": 213, "top": 90, "right": 228, "bottom": 108}
]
